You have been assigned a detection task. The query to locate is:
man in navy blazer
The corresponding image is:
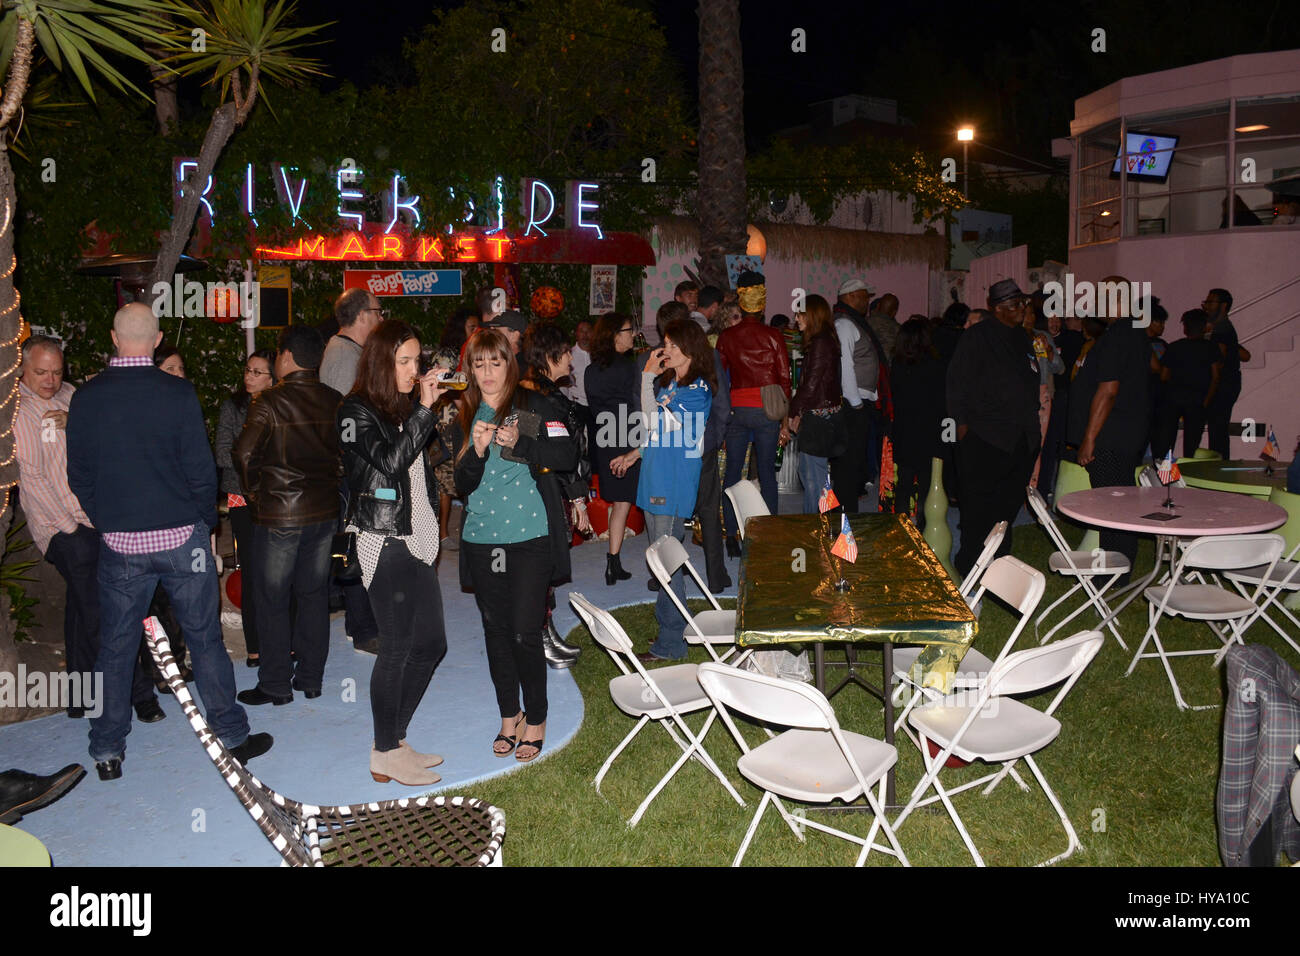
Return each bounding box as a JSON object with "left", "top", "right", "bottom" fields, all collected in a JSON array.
[{"left": 67, "top": 303, "right": 271, "bottom": 780}]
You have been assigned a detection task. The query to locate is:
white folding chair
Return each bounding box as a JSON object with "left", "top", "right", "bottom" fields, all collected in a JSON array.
[
  {"left": 696, "top": 662, "right": 908, "bottom": 867},
  {"left": 1223, "top": 540, "right": 1300, "bottom": 658},
  {"left": 569, "top": 593, "right": 745, "bottom": 827},
  {"left": 889, "top": 521, "right": 1005, "bottom": 708},
  {"left": 645, "top": 535, "right": 750, "bottom": 664},
  {"left": 724, "top": 479, "right": 770, "bottom": 539},
  {"left": 893, "top": 630, "right": 1104, "bottom": 866},
  {"left": 1027, "top": 486, "right": 1130, "bottom": 650},
  {"left": 1127, "top": 534, "right": 1286, "bottom": 711},
  {"left": 891, "top": 555, "right": 1046, "bottom": 743}
]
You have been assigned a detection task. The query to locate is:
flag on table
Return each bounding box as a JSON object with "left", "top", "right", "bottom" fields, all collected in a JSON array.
[
  {"left": 818, "top": 474, "right": 839, "bottom": 513},
  {"left": 1261, "top": 428, "right": 1281, "bottom": 460},
  {"left": 830, "top": 514, "right": 858, "bottom": 563},
  {"left": 1156, "top": 450, "right": 1181, "bottom": 485}
]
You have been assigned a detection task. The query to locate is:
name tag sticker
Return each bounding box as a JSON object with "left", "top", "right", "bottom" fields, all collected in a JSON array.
[
  {"left": 374, "top": 488, "right": 397, "bottom": 501},
  {"left": 545, "top": 421, "right": 569, "bottom": 437}
]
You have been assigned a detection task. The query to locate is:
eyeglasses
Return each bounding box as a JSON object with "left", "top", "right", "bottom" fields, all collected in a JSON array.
[
  {"left": 367, "top": 307, "right": 388, "bottom": 318},
  {"left": 244, "top": 367, "right": 271, "bottom": 377},
  {"left": 617, "top": 326, "right": 634, "bottom": 333}
]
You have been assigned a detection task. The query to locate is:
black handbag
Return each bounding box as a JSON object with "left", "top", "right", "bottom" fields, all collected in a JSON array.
[
  {"left": 796, "top": 408, "right": 846, "bottom": 458},
  {"left": 331, "top": 531, "right": 361, "bottom": 582}
]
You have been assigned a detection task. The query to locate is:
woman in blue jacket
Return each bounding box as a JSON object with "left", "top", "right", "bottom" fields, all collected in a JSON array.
[{"left": 611, "top": 318, "right": 716, "bottom": 661}]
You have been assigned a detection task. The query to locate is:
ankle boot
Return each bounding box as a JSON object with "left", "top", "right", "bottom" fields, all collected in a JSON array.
[
  {"left": 605, "top": 552, "right": 632, "bottom": 585},
  {"left": 398, "top": 739, "right": 444, "bottom": 769},
  {"left": 542, "top": 620, "right": 580, "bottom": 669},
  {"left": 370, "top": 746, "right": 441, "bottom": 786}
]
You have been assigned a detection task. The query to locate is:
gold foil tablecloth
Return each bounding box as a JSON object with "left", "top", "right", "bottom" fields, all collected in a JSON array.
[{"left": 736, "top": 513, "right": 977, "bottom": 693}]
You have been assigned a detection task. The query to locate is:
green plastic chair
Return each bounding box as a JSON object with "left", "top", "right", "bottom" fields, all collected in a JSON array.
[
  {"left": 1192, "top": 447, "right": 1222, "bottom": 461},
  {"left": 1053, "top": 460, "right": 1100, "bottom": 552},
  {"left": 1269, "top": 486, "right": 1300, "bottom": 555}
]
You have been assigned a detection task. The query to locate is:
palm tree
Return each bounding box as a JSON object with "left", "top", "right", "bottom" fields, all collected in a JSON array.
[
  {"left": 0, "top": 0, "right": 173, "bottom": 708},
  {"left": 149, "top": 0, "right": 330, "bottom": 288},
  {"left": 695, "top": 0, "right": 748, "bottom": 290}
]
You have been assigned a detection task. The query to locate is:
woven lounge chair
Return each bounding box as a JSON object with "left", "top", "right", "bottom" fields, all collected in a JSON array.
[{"left": 143, "top": 616, "right": 505, "bottom": 867}]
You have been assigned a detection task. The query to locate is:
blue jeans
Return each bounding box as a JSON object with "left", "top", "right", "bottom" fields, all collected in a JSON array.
[
  {"left": 252, "top": 520, "right": 333, "bottom": 696},
  {"left": 91, "top": 525, "right": 249, "bottom": 762},
  {"left": 645, "top": 512, "right": 689, "bottom": 660},
  {"left": 722, "top": 406, "right": 780, "bottom": 537},
  {"left": 798, "top": 452, "right": 829, "bottom": 514}
]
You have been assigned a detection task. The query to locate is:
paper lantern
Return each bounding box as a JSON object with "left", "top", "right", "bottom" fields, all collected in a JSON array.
[
  {"left": 225, "top": 569, "right": 242, "bottom": 609},
  {"left": 530, "top": 285, "right": 564, "bottom": 319},
  {"left": 207, "top": 285, "right": 240, "bottom": 323},
  {"left": 746, "top": 224, "right": 766, "bottom": 262}
]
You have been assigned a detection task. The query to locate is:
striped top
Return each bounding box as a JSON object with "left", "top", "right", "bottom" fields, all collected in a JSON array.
[{"left": 15, "top": 380, "right": 90, "bottom": 554}]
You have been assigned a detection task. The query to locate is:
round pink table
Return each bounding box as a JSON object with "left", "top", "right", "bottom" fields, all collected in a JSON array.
[
  {"left": 1056, "top": 486, "right": 1286, "bottom": 636},
  {"left": 1057, "top": 486, "right": 1286, "bottom": 536}
]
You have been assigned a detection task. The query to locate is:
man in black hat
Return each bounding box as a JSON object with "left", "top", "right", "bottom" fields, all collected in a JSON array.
[
  {"left": 946, "top": 279, "right": 1041, "bottom": 575},
  {"left": 481, "top": 309, "right": 527, "bottom": 355}
]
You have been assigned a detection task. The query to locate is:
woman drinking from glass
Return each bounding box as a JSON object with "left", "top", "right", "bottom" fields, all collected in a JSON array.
[{"left": 339, "top": 320, "right": 450, "bottom": 787}]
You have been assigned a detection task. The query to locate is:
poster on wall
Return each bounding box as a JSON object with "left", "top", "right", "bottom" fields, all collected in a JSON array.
[
  {"left": 344, "top": 269, "right": 463, "bottom": 297},
  {"left": 724, "top": 254, "right": 763, "bottom": 289},
  {"left": 589, "top": 265, "right": 617, "bottom": 315}
]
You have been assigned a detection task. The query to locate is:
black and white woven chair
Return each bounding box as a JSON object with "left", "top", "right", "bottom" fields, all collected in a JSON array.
[{"left": 144, "top": 617, "right": 505, "bottom": 867}]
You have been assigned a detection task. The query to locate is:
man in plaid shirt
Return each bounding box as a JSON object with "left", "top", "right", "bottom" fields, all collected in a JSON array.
[{"left": 67, "top": 304, "right": 272, "bottom": 781}]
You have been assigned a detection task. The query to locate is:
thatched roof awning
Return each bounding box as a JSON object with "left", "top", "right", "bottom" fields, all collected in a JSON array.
[{"left": 649, "top": 216, "right": 947, "bottom": 270}]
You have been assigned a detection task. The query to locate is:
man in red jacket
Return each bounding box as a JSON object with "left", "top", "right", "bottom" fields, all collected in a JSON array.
[{"left": 716, "top": 271, "right": 790, "bottom": 549}]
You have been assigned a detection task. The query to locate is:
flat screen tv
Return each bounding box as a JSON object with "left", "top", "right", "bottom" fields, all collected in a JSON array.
[{"left": 1111, "top": 132, "right": 1179, "bottom": 183}]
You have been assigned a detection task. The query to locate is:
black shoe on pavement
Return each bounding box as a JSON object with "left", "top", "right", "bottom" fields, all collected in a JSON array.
[
  {"left": 725, "top": 537, "right": 741, "bottom": 558},
  {"left": 237, "top": 686, "right": 293, "bottom": 706},
  {"left": 291, "top": 680, "right": 322, "bottom": 700},
  {"left": 134, "top": 698, "right": 166, "bottom": 723},
  {"left": 352, "top": 636, "right": 380, "bottom": 656},
  {"left": 648, "top": 577, "right": 660, "bottom": 591},
  {"left": 709, "top": 576, "right": 733, "bottom": 594},
  {"left": 229, "top": 732, "right": 274, "bottom": 764},
  {"left": 0, "top": 764, "right": 86, "bottom": 823},
  {"left": 95, "top": 758, "right": 122, "bottom": 781}
]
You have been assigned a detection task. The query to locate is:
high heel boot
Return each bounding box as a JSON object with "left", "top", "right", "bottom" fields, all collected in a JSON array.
[
  {"left": 605, "top": 552, "right": 632, "bottom": 585},
  {"left": 542, "top": 619, "right": 580, "bottom": 668}
]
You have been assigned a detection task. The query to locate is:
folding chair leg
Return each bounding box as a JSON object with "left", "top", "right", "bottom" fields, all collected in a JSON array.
[
  {"left": 1035, "top": 582, "right": 1084, "bottom": 644},
  {"left": 1025, "top": 754, "right": 1082, "bottom": 866},
  {"left": 733, "top": 791, "right": 774, "bottom": 867},
  {"left": 595, "top": 716, "right": 649, "bottom": 793},
  {"left": 860, "top": 788, "right": 910, "bottom": 867},
  {"left": 931, "top": 767, "right": 985, "bottom": 866},
  {"left": 981, "top": 760, "right": 1030, "bottom": 795}
]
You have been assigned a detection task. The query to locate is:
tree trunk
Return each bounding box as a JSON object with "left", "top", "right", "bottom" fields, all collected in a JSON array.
[
  {"left": 696, "top": 0, "right": 748, "bottom": 291},
  {"left": 148, "top": 57, "right": 180, "bottom": 137},
  {"left": 0, "top": 142, "right": 23, "bottom": 687},
  {"left": 150, "top": 101, "right": 240, "bottom": 288}
]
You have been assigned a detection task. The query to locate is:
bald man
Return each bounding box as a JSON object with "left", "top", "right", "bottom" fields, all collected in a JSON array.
[{"left": 67, "top": 303, "right": 271, "bottom": 780}]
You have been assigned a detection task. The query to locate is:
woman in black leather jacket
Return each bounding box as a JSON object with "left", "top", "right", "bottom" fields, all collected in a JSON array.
[
  {"left": 520, "top": 321, "right": 592, "bottom": 669},
  {"left": 338, "top": 320, "right": 450, "bottom": 787},
  {"left": 445, "top": 328, "right": 578, "bottom": 763}
]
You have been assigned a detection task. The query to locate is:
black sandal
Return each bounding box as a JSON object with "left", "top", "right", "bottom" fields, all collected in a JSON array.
[
  {"left": 493, "top": 712, "right": 524, "bottom": 758},
  {"left": 516, "top": 724, "right": 544, "bottom": 763}
]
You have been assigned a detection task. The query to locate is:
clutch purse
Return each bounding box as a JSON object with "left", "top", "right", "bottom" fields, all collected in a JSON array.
[{"left": 331, "top": 531, "right": 361, "bottom": 582}]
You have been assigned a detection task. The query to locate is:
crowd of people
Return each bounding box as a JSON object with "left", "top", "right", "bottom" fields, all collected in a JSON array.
[{"left": 12, "top": 267, "right": 1284, "bottom": 789}]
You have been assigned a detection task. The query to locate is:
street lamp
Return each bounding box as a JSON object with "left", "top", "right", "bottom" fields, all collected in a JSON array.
[{"left": 957, "top": 126, "right": 975, "bottom": 199}]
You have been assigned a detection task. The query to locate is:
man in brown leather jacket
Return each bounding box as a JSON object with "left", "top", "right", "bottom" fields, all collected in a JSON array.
[{"left": 233, "top": 326, "right": 342, "bottom": 705}]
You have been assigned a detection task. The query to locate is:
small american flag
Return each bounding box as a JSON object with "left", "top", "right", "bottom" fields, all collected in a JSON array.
[
  {"left": 818, "top": 474, "right": 839, "bottom": 513},
  {"left": 831, "top": 514, "right": 858, "bottom": 563},
  {"left": 1157, "top": 451, "right": 1181, "bottom": 485},
  {"left": 1261, "top": 429, "right": 1280, "bottom": 460}
]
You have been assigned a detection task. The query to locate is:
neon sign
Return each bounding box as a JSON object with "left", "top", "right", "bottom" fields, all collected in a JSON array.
[{"left": 171, "top": 158, "right": 602, "bottom": 239}]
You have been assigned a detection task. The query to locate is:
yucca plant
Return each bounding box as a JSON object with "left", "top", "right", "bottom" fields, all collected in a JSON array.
[
  {"left": 149, "top": 0, "right": 332, "bottom": 286},
  {"left": 1, "top": 518, "right": 38, "bottom": 642}
]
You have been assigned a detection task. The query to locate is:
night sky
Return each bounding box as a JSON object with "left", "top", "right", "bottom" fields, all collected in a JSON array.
[{"left": 302, "top": 0, "right": 1300, "bottom": 158}]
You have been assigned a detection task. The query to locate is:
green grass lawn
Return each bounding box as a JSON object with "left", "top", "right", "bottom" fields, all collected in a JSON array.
[{"left": 463, "top": 526, "right": 1294, "bottom": 866}]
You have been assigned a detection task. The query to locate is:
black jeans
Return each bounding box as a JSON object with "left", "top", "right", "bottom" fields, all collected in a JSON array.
[
  {"left": 45, "top": 525, "right": 155, "bottom": 708},
  {"left": 228, "top": 505, "right": 260, "bottom": 656},
  {"left": 1156, "top": 399, "right": 1208, "bottom": 462},
  {"left": 251, "top": 519, "right": 333, "bottom": 697},
  {"left": 1086, "top": 446, "right": 1143, "bottom": 583},
  {"left": 463, "top": 536, "right": 551, "bottom": 725},
  {"left": 1206, "top": 379, "right": 1241, "bottom": 459},
  {"left": 365, "top": 540, "right": 448, "bottom": 751},
  {"left": 694, "top": 446, "right": 729, "bottom": 587},
  {"left": 831, "top": 403, "right": 870, "bottom": 514},
  {"left": 954, "top": 431, "right": 1035, "bottom": 578}
]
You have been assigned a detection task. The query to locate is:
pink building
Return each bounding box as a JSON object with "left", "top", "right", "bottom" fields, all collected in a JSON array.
[{"left": 1064, "top": 50, "right": 1300, "bottom": 459}]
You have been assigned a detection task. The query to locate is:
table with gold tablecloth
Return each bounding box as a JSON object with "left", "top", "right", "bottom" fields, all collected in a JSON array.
[{"left": 737, "top": 513, "right": 977, "bottom": 692}]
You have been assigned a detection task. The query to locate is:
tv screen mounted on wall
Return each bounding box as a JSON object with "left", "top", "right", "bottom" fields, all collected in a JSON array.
[{"left": 1111, "top": 132, "right": 1179, "bottom": 183}]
